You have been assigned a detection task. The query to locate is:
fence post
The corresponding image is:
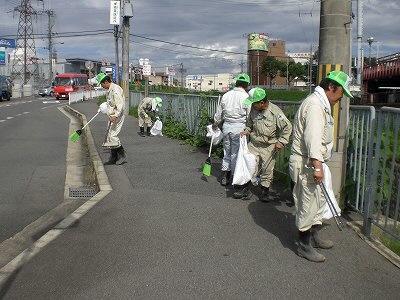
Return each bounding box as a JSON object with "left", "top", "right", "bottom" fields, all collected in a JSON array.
[{"left": 363, "top": 107, "right": 377, "bottom": 237}]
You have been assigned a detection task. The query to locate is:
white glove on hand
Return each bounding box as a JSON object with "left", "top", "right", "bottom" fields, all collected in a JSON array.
[{"left": 99, "top": 102, "right": 108, "bottom": 114}]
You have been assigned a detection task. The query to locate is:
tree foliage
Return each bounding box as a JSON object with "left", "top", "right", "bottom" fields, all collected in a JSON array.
[{"left": 261, "top": 56, "right": 281, "bottom": 88}]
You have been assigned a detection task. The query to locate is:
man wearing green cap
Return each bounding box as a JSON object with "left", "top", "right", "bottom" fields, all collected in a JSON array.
[
  {"left": 289, "top": 70, "right": 353, "bottom": 262},
  {"left": 212, "top": 73, "right": 251, "bottom": 186},
  {"left": 137, "top": 96, "right": 163, "bottom": 137},
  {"left": 97, "top": 73, "right": 126, "bottom": 165},
  {"left": 237, "top": 87, "right": 292, "bottom": 201}
]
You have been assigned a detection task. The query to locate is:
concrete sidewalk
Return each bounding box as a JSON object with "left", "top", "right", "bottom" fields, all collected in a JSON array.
[{"left": 1, "top": 99, "right": 399, "bottom": 299}]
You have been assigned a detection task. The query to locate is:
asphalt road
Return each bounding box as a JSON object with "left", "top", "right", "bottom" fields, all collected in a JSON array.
[{"left": 0, "top": 97, "right": 87, "bottom": 268}]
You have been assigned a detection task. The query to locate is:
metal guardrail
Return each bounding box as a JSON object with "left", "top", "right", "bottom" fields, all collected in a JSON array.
[
  {"left": 68, "top": 89, "right": 106, "bottom": 104},
  {"left": 130, "top": 91, "right": 399, "bottom": 240}
]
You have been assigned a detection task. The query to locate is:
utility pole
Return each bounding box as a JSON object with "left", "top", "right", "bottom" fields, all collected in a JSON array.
[
  {"left": 318, "top": 0, "right": 352, "bottom": 199},
  {"left": 356, "top": 0, "right": 363, "bottom": 85},
  {"left": 180, "top": 63, "right": 185, "bottom": 90},
  {"left": 239, "top": 59, "right": 245, "bottom": 73},
  {"left": 46, "top": 9, "right": 55, "bottom": 85},
  {"left": 114, "top": 25, "right": 120, "bottom": 85},
  {"left": 121, "top": 0, "right": 133, "bottom": 114}
]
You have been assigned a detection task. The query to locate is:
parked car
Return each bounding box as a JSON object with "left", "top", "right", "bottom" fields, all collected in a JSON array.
[
  {"left": 0, "top": 75, "right": 12, "bottom": 101},
  {"left": 39, "top": 86, "right": 54, "bottom": 97}
]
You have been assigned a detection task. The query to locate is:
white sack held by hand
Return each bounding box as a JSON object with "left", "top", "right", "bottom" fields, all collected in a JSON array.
[
  {"left": 232, "top": 136, "right": 257, "bottom": 185},
  {"left": 150, "top": 118, "right": 163, "bottom": 136},
  {"left": 322, "top": 163, "right": 341, "bottom": 219}
]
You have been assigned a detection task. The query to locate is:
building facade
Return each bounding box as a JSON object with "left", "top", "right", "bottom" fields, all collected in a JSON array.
[{"left": 185, "top": 73, "right": 234, "bottom": 92}]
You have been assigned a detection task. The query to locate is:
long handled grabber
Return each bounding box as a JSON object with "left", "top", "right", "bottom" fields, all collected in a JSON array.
[
  {"left": 202, "top": 133, "right": 214, "bottom": 176},
  {"left": 70, "top": 111, "right": 100, "bottom": 142},
  {"left": 251, "top": 149, "right": 277, "bottom": 185},
  {"left": 320, "top": 182, "right": 345, "bottom": 231}
]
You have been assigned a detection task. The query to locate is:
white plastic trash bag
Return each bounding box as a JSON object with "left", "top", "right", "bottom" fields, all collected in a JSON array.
[
  {"left": 206, "top": 124, "right": 223, "bottom": 145},
  {"left": 232, "top": 136, "right": 257, "bottom": 185},
  {"left": 322, "top": 163, "right": 341, "bottom": 219},
  {"left": 150, "top": 118, "right": 163, "bottom": 136}
]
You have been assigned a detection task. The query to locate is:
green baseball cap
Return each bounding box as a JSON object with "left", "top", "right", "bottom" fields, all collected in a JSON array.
[
  {"left": 326, "top": 70, "right": 353, "bottom": 98},
  {"left": 235, "top": 73, "right": 250, "bottom": 84},
  {"left": 243, "top": 87, "right": 267, "bottom": 105},
  {"left": 155, "top": 96, "right": 162, "bottom": 107},
  {"left": 96, "top": 72, "right": 107, "bottom": 86}
]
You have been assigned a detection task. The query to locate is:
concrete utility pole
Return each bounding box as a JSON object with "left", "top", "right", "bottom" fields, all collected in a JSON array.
[
  {"left": 356, "top": 0, "right": 363, "bottom": 85},
  {"left": 114, "top": 25, "right": 120, "bottom": 85},
  {"left": 121, "top": 0, "right": 133, "bottom": 114},
  {"left": 46, "top": 9, "right": 55, "bottom": 85},
  {"left": 318, "top": 0, "right": 352, "bottom": 199}
]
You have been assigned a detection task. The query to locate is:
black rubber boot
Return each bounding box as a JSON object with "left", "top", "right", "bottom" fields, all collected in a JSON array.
[
  {"left": 297, "top": 230, "right": 325, "bottom": 262},
  {"left": 220, "top": 171, "right": 230, "bottom": 186},
  {"left": 104, "top": 149, "right": 118, "bottom": 165},
  {"left": 140, "top": 127, "right": 145, "bottom": 137},
  {"left": 259, "top": 186, "right": 270, "bottom": 202},
  {"left": 311, "top": 225, "right": 334, "bottom": 249},
  {"left": 146, "top": 127, "right": 151, "bottom": 136},
  {"left": 115, "top": 146, "right": 126, "bottom": 165},
  {"left": 233, "top": 182, "right": 252, "bottom": 200}
]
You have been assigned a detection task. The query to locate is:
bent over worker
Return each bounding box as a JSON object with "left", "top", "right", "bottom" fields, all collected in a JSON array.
[
  {"left": 138, "top": 96, "right": 162, "bottom": 137},
  {"left": 238, "top": 88, "right": 292, "bottom": 201}
]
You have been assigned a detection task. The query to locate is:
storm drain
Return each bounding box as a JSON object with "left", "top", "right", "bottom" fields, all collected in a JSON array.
[{"left": 69, "top": 187, "right": 97, "bottom": 199}]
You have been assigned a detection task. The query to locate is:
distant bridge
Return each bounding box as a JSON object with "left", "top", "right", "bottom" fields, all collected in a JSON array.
[{"left": 362, "top": 52, "right": 400, "bottom": 106}]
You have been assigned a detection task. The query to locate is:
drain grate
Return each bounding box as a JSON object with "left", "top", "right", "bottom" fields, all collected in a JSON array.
[{"left": 69, "top": 187, "right": 97, "bottom": 199}]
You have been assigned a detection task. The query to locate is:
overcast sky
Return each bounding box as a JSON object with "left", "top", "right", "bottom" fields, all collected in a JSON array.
[{"left": 1, "top": 0, "right": 399, "bottom": 76}]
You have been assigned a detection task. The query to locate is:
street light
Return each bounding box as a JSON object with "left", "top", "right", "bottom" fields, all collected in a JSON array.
[{"left": 367, "top": 37, "right": 374, "bottom": 67}]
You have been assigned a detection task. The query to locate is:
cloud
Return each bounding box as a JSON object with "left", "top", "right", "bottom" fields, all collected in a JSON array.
[{"left": 0, "top": 0, "right": 398, "bottom": 75}]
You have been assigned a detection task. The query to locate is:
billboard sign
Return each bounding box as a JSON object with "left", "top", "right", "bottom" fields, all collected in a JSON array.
[
  {"left": 110, "top": 1, "right": 121, "bottom": 25},
  {"left": 248, "top": 33, "right": 269, "bottom": 52},
  {"left": 0, "top": 38, "right": 16, "bottom": 48}
]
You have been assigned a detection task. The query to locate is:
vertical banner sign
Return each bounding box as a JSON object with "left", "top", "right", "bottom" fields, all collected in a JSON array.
[
  {"left": 0, "top": 50, "right": 5, "bottom": 65},
  {"left": 110, "top": 1, "right": 121, "bottom": 25}
]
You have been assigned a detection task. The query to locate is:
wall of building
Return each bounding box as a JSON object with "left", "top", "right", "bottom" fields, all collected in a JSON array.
[{"left": 185, "top": 73, "right": 234, "bottom": 92}]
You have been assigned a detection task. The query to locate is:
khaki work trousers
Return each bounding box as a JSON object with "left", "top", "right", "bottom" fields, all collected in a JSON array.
[
  {"left": 289, "top": 155, "right": 326, "bottom": 231},
  {"left": 248, "top": 142, "right": 276, "bottom": 188},
  {"left": 103, "top": 115, "right": 125, "bottom": 148}
]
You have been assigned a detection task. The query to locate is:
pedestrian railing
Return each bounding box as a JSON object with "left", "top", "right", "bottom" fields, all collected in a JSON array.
[
  {"left": 363, "top": 107, "right": 400, "bottom": 239},
  {"left": 129, "top": 91, "right": 400, "bottom": 240}
]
